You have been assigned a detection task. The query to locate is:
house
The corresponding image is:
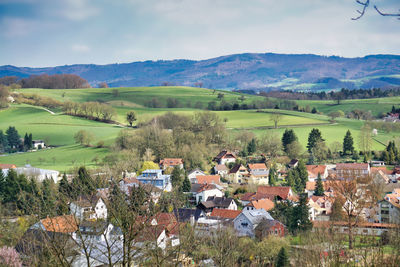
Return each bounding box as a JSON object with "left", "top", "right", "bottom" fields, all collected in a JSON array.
[
  {"left": 193, "top": 175, "right": 220, "bottom": 185},
  {"left": 239, "top": 192, "right": 275, "bottom": 206},
  {"left": 119, "top": 176, "right": 140, "bottom": 195},
  {"left": 16, "top": 215, "right": 78, "bottom": 262},
  {"left": 336, "top": 163, "right": 370, "bottom": 179},
  {"left": 254, "top": 219, "right": 286, "bottom": 238},
  {"left": 159, "top": 158, "right": 184, "bottom": 170},
  {"left": 32, "top": 140, "right": 45, "bottom": 149},
  {"left": 308, "top": 196, "right": 333, "bottom": 218},
  {"left": 70, "top": 195, "right": 108, "bottom": 221},
  {"left": 214, "top": 150, "right": 237, "bottom": 165},
  {"left": 257, "top": 186, "right": 295, "bottom": 201},
  {"left": 214, "top": 164, "right": 229, "bottom": 177},
  {"left": 246, "top": 198, "right": 275, "bottom": 212},
  {"left": 306, "top": 165, "right": 328, "bottom": 181},
  {"left": 247, "top": 163, "right": 269, "bottom": 184},
  {"left": 77, "top": 221, "right": 122, "bottom": 243},
  {"left": 137, "top": 169, "right": 172, "bottom": 192},
  {"left": 371, "top": 161, "right": 385, "bottom": 167},
  {"left": 210, "top": 208, "right": 241, "bottom": 220},
  {"left": 378, "top": 189, "right": 400, "bottom": 224},
  {"left": 0, "top": 163, "right": 16, "bottom": 176},
  {"left": 228, "top": 164, "right": 249, "bottom": 184},
  {"left": 288, "top": 159, "right": 299, "bottom": 168},
  {"left": 197, "top": 196, "right": 237, "bottom": 215},
  {"left": 191, "top": 183, "right": 223, "bottom": 204},
  {"left": 15, "top": 165, "right": 60, "bottom": 183},
  {"left": 173, "top": 208, "right": 206, "bottom": 224},
  {"left": 233, "top": 208, "right": 274, "bottom": 237},
  {"left": 305, "top": 181, "right": 332, "bottom": 197},
  {"left": 188, "top": 169, "right": 206, "bottom": 182}
]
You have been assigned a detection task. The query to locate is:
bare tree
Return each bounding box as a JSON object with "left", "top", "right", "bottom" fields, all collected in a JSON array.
[
  {"left": 270, "top": 112, "right": 282, "bottom": 129},
  {"left": 353, "top": 0, "right": 400, "bottom": 20}
]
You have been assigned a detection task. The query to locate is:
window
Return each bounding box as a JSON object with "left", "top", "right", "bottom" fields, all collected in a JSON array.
[{"left": 241, "top": 222, "right": 248, "bottom": 227}]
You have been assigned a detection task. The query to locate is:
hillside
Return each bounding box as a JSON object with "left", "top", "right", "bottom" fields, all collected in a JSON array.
[{"left": 2, "top": 53, "right": 400, "bottom": 91}]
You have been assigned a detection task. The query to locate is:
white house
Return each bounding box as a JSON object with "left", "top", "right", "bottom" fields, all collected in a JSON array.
[
  {"left": 191, "top": 183, "right": 223, "bottom": 204},
  {"left": 15, "top": 165, "right": 60, "bottom": 183},
  {"left": 70, "top": 195, "right": 108, "bottom": 221},
  {"left": 233, "top": 208, "right": 274, "bottom": 237},
  {"left": 32, "top": 140, "right": 46, "bottom": 149},
  {"left": 306, "top": 165, "right": 328, "bottom": 182},
  {"left": 214, "top": 164, "right": 229, "bottom": 177},
  {"left": 213, "top": 150, "right": 237, "bottom": 165},
  {"left": 188, "top": 169, "right": 206, "bottom": 183}
]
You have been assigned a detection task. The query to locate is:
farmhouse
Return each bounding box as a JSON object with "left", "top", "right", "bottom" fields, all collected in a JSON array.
[{"left": 32, "top": 140, "right": 46, "bottom": 149}]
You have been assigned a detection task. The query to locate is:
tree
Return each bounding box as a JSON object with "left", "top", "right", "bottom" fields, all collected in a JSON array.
[
  {"left": 282, "top": 129, "right": 297, "bottom": 153},
  {"left": 171, "top": 166, "right": 184, "bottom": 188},
  {"left": 286, "top": 141, "right": 303, "bottom": 160},
  {"left": 330, "top": 196, "right": 345, "bottom": 221},
  {"left": 6, "top": 126, "right": 20, "bottom": 150},
  {"left": 139, "top": 161, "right": 159, "bottom": 174},
  {"left": 247, "top": 138, "right": 257, "bottom": 155},
  {"left": 290, "top": 194, "right": 312, "bottom": 233},
  {"left": 0, "top": 246, "right": 22, "bottom": 267},
  {"left": 352, "top": 0, "right": 400, "bottom": 20},
  {"left": 275, "top": 247, "right": 289, "bottom": 267},
  {"left": 270, "top": 112, "right": 282, "bottom": 129},
  {"left": 259, "top": 133, "right": 282, "bottom": 157},
  {"left": 74, "top": 130, "right": 94, "bottom": 147},
  {"left": 312, "top": 140, "right": 328, "bottom": 163},
  {"left": 343, "top": 130, "right": 354, "bottom": 155},
  {"left": 269, "top": 166, "right": 277, "bottom": 186},
  {"left": 296, "top": 161, "right": 308, "bottom": 193},
  {"left": 99, "top": 82, "right": 108, "bottom": 88},
  {"left": 311, "top": 107, "right": 317, "bottom": 114},
  {"left": 0, "top": 85, "right": 10, "bottom": 108},
  {"left": 307, "top": 128, "right": 324, "bottom": 153},
  {"left": 181, "top": 175, "right": 191, "bottom": 192},
  {"left": 217, "top": 92, "right": 224, "bottom": 100},
  {"left": 71, "top": 167, "right": 96, "bottom": 197},
  {"left": 328, "top": 111, "right": 343, "bottom": 121},
  {"left": 314, "top": 173, "right": 324, "bottom": 196},
  {"left": 358, "top": 124, "right": 372, "bottom": 154},
  {"left": 126, "top": 111, "right": 137, "bottom": 127}
]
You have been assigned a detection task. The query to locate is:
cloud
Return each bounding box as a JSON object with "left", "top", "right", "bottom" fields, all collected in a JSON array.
[
  {"left": 57, "top": 0, "right": 101, "bottom": 21},
  {"left": 71, "top": 44, "right": 90, "bottom": 52},
  {"left": 0, "top": 17, "right": 37, "bottom": 38}
]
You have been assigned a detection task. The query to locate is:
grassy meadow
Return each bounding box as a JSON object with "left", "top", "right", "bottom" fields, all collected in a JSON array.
[{"left": 2, "top": 86, "right": 400, "bottom": 171}]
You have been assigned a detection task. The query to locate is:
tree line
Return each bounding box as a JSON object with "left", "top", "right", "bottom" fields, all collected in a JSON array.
[
  {"left": 0, "top": 127, "right": 33, "bottom": 153},
  {"left": 63, "top": 101, "right": 116, "bottom": 122},
  {"left": 0, "top": 74, "right": 90, "bottom": 89}
]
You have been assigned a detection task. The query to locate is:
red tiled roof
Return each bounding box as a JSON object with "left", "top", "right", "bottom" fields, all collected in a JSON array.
[
  {"left": 240, "top": 192, "right": 274, "bottom": 202},
  {"left": 336, "top": 163, "right": 369, "bottom": 170},
  {"left": 371, "top": 167, "right": 392, "bottom": 175},
  {"left": 248, "top": 163, "right": 267, "bottom": 170},
  {"left": 0, "top": 164, "right": 16, "bottom": 169},
  {"left": 41, "top": 215, "right": 78, "bottom": 233},
  {"left": 196, "top": 175, "right": 220, "bottom": 185},
  {"left": 306, "top": 181, "right": 330, "bottom": 191},
  {"left": 306, "top": 165, "right": 327, "bottom": 178},
  {"left": 257, "top": 186, "right": 292, "bottom": 200},
  {"left": 248, "top": 198, "right": 274, "bottom": 211},
  {"left": 160, "top": 158, "right": 183, "bottom": 166},
  {"left": 210, "top": 208, "right": 241, "bottom": 219}
]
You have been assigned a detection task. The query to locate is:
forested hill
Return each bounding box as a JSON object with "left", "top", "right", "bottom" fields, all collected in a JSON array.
[{"left": 1, "top": 53, "right": 400, "bottom": 91}]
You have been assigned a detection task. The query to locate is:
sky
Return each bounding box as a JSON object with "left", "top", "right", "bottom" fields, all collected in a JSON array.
[{"left": 0, "top": 0, "right": 399, "bottom": 67}]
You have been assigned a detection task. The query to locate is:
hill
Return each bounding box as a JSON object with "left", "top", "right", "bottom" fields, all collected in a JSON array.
[{"left": 2, "top": 53, "right": 400, "bottom": 91}]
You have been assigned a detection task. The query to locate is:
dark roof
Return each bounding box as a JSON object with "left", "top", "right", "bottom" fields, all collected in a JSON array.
[
  {"left": 289, "top": 159, "right": 298, "bottom": 166},
  {"left": 79, "top": 221, "right": 109, "bottom": 235},
  {"left": 201, "top": 196, "right": 234, "bottom": 209},
  {"left": 173, "top": 208, "right": 203, "bottom": 222},
  {"left": 229, "top": 164, "right": 246, "bottom": 174},
  {"left": 214, "top": 150, "right": 236, "bottom": 161}
]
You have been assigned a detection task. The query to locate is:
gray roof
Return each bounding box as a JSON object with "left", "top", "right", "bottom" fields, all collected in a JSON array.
[{"left": 241, "top": 208, "right": 274, "bottom": 225}]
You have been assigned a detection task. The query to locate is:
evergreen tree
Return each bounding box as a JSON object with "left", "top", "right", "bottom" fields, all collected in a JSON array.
[
  {"left": 72, "top": 166, "right": 95, "bottom": 198},
  {"left": 181, "top": 175, "right": 191, "bottom": 192},
  {"left": 0, "top": 130, "right": 8, "bottom": 152},
  {"left": 342, "top": 130, "right": 354, "bottom": 155},
  {"left": 247, "top": 138, "right": 256, "bottom": 155},
  {"left": 308, "top": 151, "right": 315, "bottom": 164},
  {"left": 352, "top": 150, "right": 360, "bottom": 161},
  {"left": 58, "top": 173, "right": 71, "bottom": 198},
  {"left": 382, "top": 150, "right": 390, "bottom": 164},
  {"left": 285, "top": 171, "right": 295, "bottom": 188},
  {"left": 307, "top": 128, "right": 324, "bottom": 153},
  {"left": 275, "top": 247, "right": 289, "bottom": 267},
  {"left": 291, "top": 194, "right": 312, "bottom": 233},
  {"left": 314, "top": 173, "right": 324, "bottom": 196},
  {"left": 282, "top": 129, "right": 297, "bottom": 153},
  {"left": 268, "top": 166, "right": 277, "bottom": 186},
  {"left": 5, "top": 126, "right": 20, "bottom": 151},
  {"left": 311, "top": 107, "right": 317, "bottom": 114},
  {"left": 40, "top": 178, "right": 57, "bottom": 217},
  {"left": 330, "top": 197, "right": 345, "bottom": 221},
  {"left": 171, "top": 166, "right": 184, "bottom": 188},
  {"left": 23, "top": 133, "right": 29, "bottom": 150},
  {"left": 296, "top": 161, "right": 308, "bottom": 192},
  {"left": 28, "top": 133, "right": 33, "bottom": 149}
]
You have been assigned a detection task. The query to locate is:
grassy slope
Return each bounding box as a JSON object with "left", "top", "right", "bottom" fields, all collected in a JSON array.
[
  {"left": 297, "top": 97, "right": 400, "bottom": 117},
  {"left": 0, "top": 104, "right": 122, "bottom": 171},
  {"left": 4, "top": 87, "right": 400, "bottom": 171}
]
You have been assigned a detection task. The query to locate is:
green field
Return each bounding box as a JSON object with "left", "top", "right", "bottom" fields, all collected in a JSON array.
[
  {"left": 0, "top": 104, "right": 122, "bottom": 171},
  {"left": 297, "top": 97, "right": 400, "bottom": 117},
  {"left": 2, "top": 86, "right": 400, "bottom": 171}
]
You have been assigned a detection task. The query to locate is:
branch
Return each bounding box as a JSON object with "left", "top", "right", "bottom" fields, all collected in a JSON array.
[
  {"left": 374, "top": 5, "right": 400, "bottom": 20},
  {"left": 352, "top": 0, "right": 370, "bottom": 20}
]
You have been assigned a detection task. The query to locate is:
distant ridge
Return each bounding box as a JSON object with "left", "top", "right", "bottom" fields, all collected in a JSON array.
[{"left": 1, "top": 53, "right": 400, "bottom": 91}]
